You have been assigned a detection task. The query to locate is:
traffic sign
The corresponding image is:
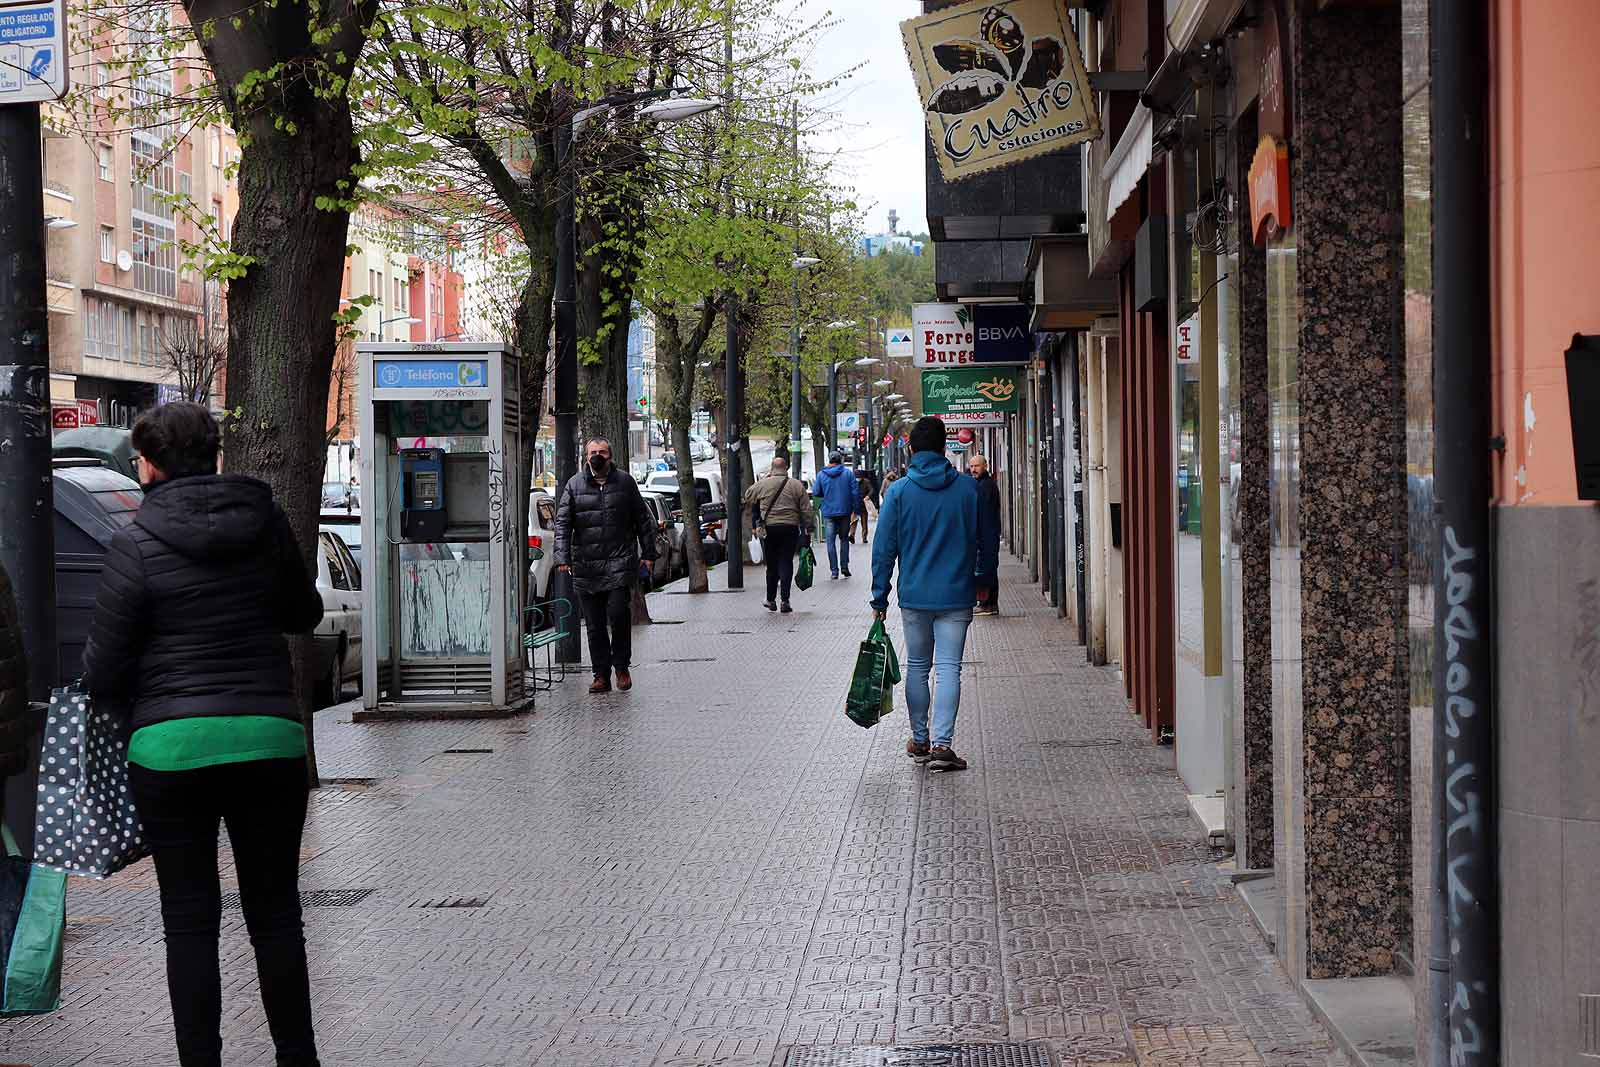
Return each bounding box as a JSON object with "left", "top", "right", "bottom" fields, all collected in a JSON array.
[
  {"left": 637, "top": 395, "right": 649, "bottom": 408},
  {"left": 0, "top": 0, "right": 67, "bottom": 103}
]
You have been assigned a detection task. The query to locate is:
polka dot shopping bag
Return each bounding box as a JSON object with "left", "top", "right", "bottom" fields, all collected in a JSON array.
[{"left": 34, "top": 685, "right": 150, "bottom": 879}]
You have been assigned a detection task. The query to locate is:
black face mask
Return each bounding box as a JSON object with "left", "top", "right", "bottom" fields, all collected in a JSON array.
[{"left": 588, "top": 454, "right": 609, "bottom": 474}]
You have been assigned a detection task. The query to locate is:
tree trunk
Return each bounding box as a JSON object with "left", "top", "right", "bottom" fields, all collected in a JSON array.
[
  {"left": 672, "top": 420, "right": 709, "bottom": 593},
  {"left": 219, "top": 103, "right": 363, "bottom": 789}
]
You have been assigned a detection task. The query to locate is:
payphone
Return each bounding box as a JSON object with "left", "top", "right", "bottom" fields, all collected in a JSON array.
[
  {"left": 399, "top": 448, "right": 448, "bottom": 541},
  {"left": 357, "top": 343, "right": 525, "bottom": 718}
]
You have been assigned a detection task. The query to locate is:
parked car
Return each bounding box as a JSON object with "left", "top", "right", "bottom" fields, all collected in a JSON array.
[
  {"left": 319, "top": 512, "right": 363, "bottom": 575},
  {"left": 527, "top": 489, "right": 557, "bottom": 604},
  {"left": 637, "top": 491, "right": 682, "bottom": 583},
  {"left": 643, "top": 469, "right": 724, "bottom": 509},
  {"left": 321, "top": 480, "right": 357, "bottom": 511},
  {"left": 313, "top": 529, "right": 363, "bottom": 706}
]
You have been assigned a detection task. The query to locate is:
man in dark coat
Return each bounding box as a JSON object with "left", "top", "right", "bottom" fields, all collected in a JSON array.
[
  {"left": 969, "top": 454, "right": 1003, "bottom": 615},
  {"left": 553, "top": 437, "right": 658, "bottom": 694},
  {"left": 0, "top": 562, "right": 29, "bottom": 818}
]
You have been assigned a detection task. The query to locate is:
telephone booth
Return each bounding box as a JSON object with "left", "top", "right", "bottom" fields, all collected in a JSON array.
[{"left": 356, "top": 343, "right": 525, "bottom": 718}]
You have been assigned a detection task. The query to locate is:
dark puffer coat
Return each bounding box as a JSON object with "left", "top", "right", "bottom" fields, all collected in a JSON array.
[
  {"left": 83, "top": 475, "right": 324, "bottom": 731},
  {"left": 0, "top": 562, "right": 27, "bottom": 778},
  {"left": 552, "top": 465, "right": 658, "bottom": 594}
]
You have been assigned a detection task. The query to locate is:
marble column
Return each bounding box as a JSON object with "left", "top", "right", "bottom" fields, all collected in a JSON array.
[
  {"left": 1288, "top": 3, "right": 1412, "bottom": 979},
  {"left": 1234, "top": 108, "right": 1274, "bottom": 873}
]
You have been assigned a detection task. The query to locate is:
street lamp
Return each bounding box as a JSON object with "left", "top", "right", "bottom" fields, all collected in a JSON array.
[
  {"left": 380, "top": 314, "right": 422, "bottom": 340},
  {"left": 553, "top": 85, "right": 720, "bottom": 656}
]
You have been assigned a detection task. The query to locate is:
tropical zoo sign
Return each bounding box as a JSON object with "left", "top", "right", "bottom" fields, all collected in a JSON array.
[
  {"left": 922, "top": 367, "right": 1021, "bottom": 421},
  {"left": 902, "top": 0, "right": 1102, "bottom": 182}
]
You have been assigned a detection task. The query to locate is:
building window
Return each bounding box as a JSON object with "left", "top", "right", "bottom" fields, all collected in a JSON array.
[
  {"left": 178, "top": 171, "right": 190, "bottom": 197},
  {"left": 99, "top": 226, "right": 114, "bottom": 264},
  {"left": 376, "top": 272, "right": 385, "bottom": 307},
  {"left": 131, "top": 133, "right": 176, "bottom": 298},
  {"left": 97, "top": 143, "right": 113, "bottom": 182},
  {"left": 95, "top": 63, "right": 110, "bottom": 97},
  {"left": 395, "top": 277, "right": 404, "bottom": 310}
]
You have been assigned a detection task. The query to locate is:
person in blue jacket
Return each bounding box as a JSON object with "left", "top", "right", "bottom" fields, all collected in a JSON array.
[
  {"left": 812, "top": 453, "right": 861, "bottom": 579},
  {"left": 870, "top": 417, "right": 998, "bottom": 772}
]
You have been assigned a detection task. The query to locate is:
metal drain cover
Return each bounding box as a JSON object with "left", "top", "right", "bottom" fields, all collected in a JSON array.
[
  {"left": 780, "top": 1044, "right": 1053, "bottom": 1066},
  {"left": 1039, "top": 738, "right": 1120, "bottom": 748},
  {"left": 412, "top": 896, "right": 489, "bottom": 909},
  {"left": 221, "top": 888, "right": 374, "bottom": 910}
]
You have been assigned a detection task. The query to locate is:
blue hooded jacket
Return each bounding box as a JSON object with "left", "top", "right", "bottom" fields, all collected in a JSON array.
[
  {"left": 871, "top": 452, "right": 998, "bottom": 612},
  {"left": 812, "top": 463, "right": 860, "bottom": 519}
]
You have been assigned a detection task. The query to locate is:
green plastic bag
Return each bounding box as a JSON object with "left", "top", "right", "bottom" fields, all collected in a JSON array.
[
  {"left": 0, "top": 825, "right": 66, "bottom": 1016},
  {"left": 845, "top": 619, "right": 901, "bottom": 728},
  {"left": 796, "top": 544, "right": 816, "bottom": 591}
]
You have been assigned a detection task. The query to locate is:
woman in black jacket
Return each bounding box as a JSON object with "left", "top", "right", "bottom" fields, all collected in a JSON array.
[{"left": 84, "top": 402, "right": 325, "bottom": 1067}]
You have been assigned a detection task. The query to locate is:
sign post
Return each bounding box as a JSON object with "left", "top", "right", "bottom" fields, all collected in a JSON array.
[{"left": 0, "top": 0, "right": 66, "bottom": 702}]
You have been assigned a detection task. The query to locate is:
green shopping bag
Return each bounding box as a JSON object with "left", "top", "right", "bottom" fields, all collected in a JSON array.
[
  {"left": 0, "top": 825, "right": 66, "bottom": 1016},
  {"left": 845, "top": 619, "right": 900, "bottom": 728},
  {"left": 796, "top": 544, "right": 816, "bottom": 591}
]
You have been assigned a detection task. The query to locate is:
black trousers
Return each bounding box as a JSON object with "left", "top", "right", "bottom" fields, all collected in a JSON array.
[
  {"left": 579, "top": 584, "right": 633, "bottom": 674},
  {"left": 128, "top": 757, "right": 317, "bottom": 1067},
  {"left": 763, "top": 524, "right": 801, "bottom": 603}
]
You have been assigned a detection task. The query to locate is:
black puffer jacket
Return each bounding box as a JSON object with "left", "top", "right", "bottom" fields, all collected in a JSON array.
[
  {"left": 0, "top": 562, "right": 27, "bottom": 778},
  {"left": 83, "top": 475, "right": 324, "bottom": 730},
  {"left": 552, "top": 465, "right": 658, "bottom": 594}
]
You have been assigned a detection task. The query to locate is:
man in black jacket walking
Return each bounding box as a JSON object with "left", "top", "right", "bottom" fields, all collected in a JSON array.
[
  {"left": 553, "top": 437, "right": 658, "bottom": 693},
  {"left": 970, "top": 454, "right": 1003, "bottom": 615}
]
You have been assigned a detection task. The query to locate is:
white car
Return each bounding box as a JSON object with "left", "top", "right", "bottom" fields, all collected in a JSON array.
[
  {"left": 528, "top": 489, "right": 557, "bottom": 603},
  {"left": 314, "top": 529, "right": 363, "bottom": 706},
  {"left": 643, "top": 469, "right": 724, "bottom": 509}
]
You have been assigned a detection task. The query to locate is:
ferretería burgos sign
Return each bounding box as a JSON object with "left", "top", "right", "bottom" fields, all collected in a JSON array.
[
  {"left": 902, "top": 0, "right": 1101, "bottom": 183},
  {"left": 922, "top": 367, "right": 1021, "bottom": 422},
  {"left": 912, "top": 303, "right": 974, "bottom": 368}
]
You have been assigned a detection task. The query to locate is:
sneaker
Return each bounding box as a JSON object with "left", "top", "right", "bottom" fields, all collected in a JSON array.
[
  {"left": 589, "top": 675, "right": 612, "bottom": 694},
  {"left": 780, "top": 602, "right": 793, "bottom": 614},
  {"left": 615, "top": 670, "right": 633, "bottom": 692},
  {"left": 926, "top": 746, "right": 968, "bottom": 772},
  {"left": 906, "top": 738, "right": 930, "bottom": 763},
  {"left": 831, "top": 573, "right": 839, "bottom": 581},
  {"left": 841, "top": 568, "right": 852, "bottom": 578},
  {"left": 764, "top": 599, "right": 777, "bottom": 611}
]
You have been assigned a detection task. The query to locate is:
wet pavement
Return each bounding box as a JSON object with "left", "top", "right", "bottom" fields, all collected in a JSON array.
[{"left": 2, "top": 557, "right": 1349, "bottom": 1067}]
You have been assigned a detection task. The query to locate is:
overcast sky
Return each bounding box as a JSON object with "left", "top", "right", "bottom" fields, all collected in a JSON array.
[{"left": 793, "top": 1, "right": 929, "bottom": 238}]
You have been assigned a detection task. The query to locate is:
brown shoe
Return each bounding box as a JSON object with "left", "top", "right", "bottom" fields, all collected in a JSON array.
[
  {"left": 589, "top": 675, "right": 612, "bottom": 694},
  {"left": 927, "top": 746, "right": 968, "bottom": 772},
  {"left": 616, "top": 670, "right": 633, "bottom": 692},
  {"left": 906, "top": 738, "right": 930, "bottom": 763}
]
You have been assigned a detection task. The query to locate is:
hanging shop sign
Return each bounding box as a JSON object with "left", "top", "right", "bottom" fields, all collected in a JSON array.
[
  {"left": 885, "top": 328, "right": 914, "bottom": 359},
  {"left": 912, "top": 302, "right": 975, "bottom": 367},
  {"left": 972, "top": 303, "right": 1033, "bottom": 364},
  {"left": 1257, "top": 0, "right": 1292, "bottom": 141},
  {"left": 1249, "top": 136, "right": 1291, "bottom": 244},
  {"left": 1175, "top": 311, "right": 1199, "bottom": 364},
  {"left": 922, "top": 367, "right": 1021, "bottom": 421},
  {"left": 936, "top": 411, "right": 1007, "bottom": 428},
  {"left": 902, "top": 0, "right": 1102, "bottom": 183}
]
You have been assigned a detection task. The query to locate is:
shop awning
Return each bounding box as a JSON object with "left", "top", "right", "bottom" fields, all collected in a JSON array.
[
  {"left": 1027, "top": 235, "right": 1121, "bottom": 332},
  {"left": 1102, "top": 104, "right": 1153, "bottom": 224}
]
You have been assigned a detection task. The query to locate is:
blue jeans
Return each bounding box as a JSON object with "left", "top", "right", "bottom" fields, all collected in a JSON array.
[
  {"left": 824, "top": 516, "right": 851, "bottom": 575},
  {"left": 900, "top": 607, "right": 974, "bottom": 748}
]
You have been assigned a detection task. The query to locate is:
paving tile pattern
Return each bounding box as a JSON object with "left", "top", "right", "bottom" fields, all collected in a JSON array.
[{"left": 1, "top": 561, "right": 1349, "bottom": 1067}]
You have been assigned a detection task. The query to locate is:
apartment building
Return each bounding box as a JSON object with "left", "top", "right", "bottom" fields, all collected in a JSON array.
[{"left": 41, "top": 63, "right": 239, "bottom": 430}]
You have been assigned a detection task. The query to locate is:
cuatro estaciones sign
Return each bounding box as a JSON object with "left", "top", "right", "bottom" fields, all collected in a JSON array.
[{"left": 902, "top": 0, "right": 1102, "bottom": 183}]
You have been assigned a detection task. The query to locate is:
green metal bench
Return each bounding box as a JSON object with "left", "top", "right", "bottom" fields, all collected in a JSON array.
[{"left": 524, "top": 597, "right": 575, "bottom": 691}]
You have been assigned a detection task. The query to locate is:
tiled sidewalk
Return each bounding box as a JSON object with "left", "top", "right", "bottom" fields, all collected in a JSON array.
[{"left": 2, "top": 558, "right": 1348, "bottom": 1067}]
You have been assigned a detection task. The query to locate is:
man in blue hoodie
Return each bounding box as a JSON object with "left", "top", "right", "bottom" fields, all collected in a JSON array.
[
  {"left": 870, "top": 417, "right": 999, "bottom": 772},
  {"left": 813, "top": 453, "right": 861, "bottom": 580}
]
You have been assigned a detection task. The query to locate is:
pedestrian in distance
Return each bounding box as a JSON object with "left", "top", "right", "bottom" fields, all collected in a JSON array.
[
  {"left": 813, "top": 452, "right": 860, "bottom": 579},
  {"left": 82, "top": 402, "right": 326, "bottom": 1067},
  {"left": 743, "top": 456, "right": 814, "bottom": 613},
  {"left": 850, "top": 465, "right": 873, "bottom": 544},
  {"left": 553, "top": 437, "right": 659, "bottom": 693},
  {"left": 870, "top": 416, "right": 998, "bottom": 773},
  {"left": 969, "top": 454, "right": 1003, "bottom": 616}
]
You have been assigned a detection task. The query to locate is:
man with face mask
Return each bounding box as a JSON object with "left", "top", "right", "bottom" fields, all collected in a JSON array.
[{"left": 553, "top": 438, "right": 659, "bottom": 693}]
